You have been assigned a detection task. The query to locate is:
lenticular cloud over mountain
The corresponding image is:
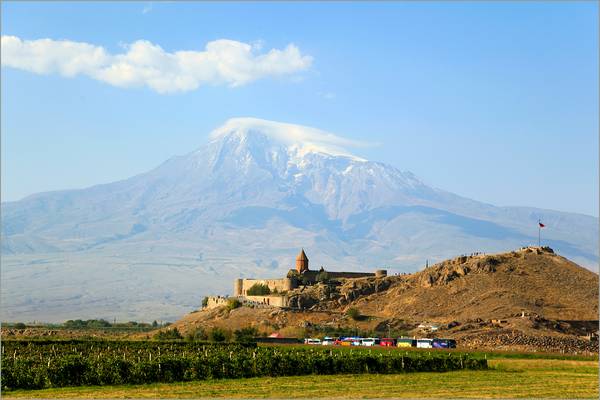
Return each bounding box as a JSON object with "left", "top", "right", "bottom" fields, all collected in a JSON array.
[
  {"left": 1, "top": 117, "right": 597, "bottom": 322},
  {"left": 209, "top": 118, "right": 371, "bottom": 160}
]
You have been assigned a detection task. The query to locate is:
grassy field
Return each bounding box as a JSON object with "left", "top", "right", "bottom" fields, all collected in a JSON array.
[{"left": 3, "top": 358, "right": 598, "bottom": 399}]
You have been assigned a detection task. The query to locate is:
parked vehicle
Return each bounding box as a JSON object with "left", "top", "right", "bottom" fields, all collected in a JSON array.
[
  {"left": 304, "top": 338, "right": 321, "bottom": 345},
  {"left": 338, "top": 337, "right": 355, "bottom": 346},
  {"left": 396, "top": 338, "right": 416, "bottom": 348},
  {"left": 322, "top": 337, "right": 336, "bottom": 346},
  {"left": 380, "top": 338, "right": 396, "bottom": 347},
  {"left": 361, "top": 338, "right": 381, "bottom": 346},
  {"left": 416, "top": 339, "right": 433, "bottom": 348},
  {"left": 432, "top": 338, "right": 457, "bottom": 349}
]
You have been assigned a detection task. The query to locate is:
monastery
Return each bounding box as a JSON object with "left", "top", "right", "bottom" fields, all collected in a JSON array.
[{"left": 206, "top": 249, "right": 386, "bottom": 309}]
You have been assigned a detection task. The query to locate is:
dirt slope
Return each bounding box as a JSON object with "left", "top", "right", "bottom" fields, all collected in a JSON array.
[
  {"left": 165, "top": 247, "right": 598, "bottom": 352},
  {"left": 346, "top": 247, "right": 598, "bottom": 322}
]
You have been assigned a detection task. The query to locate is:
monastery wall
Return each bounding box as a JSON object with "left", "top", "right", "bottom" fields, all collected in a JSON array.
[{"left": 234, "top": 278, "right": 294, "bottom": 296}]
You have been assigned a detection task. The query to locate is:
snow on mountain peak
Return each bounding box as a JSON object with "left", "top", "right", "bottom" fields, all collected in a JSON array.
[{"left": 209, "top": 117, "right": 368, "bottom": 161}]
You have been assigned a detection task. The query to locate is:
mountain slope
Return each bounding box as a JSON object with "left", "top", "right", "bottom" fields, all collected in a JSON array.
[{"left": 1, "top": 118, "right": 598, "bottom": 322}]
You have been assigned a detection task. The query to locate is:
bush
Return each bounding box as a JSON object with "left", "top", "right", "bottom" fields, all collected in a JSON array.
[
  {"left": 226, "top": 298, "right": 242, "bottom": 311},
  {"left": 201, "top": 297, "right": 209, "bottom": 308},
  {"left": 185, "top": 327, "right": 208, "bottom": 342},
  {"left": 234, "top": 326, "right": 259, "bottom": 343},
  {"left": 13, "top": 322, "right": 26, "bottom": 329},
  {"left": 247, "top": 283, "right": 271, "bottom": 296},
  {"left": 153, "top": 327, "right": 183, "bottom": 341},
  {"left": 346, "top": 307, "right": 362, "bottom": 321},
  {"left": 209, "top": 327, "right": 227, "bottom": 342}
]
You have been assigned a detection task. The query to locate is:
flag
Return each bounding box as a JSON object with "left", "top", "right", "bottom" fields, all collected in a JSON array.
[{"left": 538, "top": 222, "right": 545, "bottom": 228}]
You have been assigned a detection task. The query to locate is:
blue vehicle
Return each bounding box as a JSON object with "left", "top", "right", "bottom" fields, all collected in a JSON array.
[{"left": 432, "top": 338, "right": 457, "bottom": 349}]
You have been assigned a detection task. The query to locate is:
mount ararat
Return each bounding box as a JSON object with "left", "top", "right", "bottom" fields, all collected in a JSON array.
[{"left": 2, "top": 118, "right": 598, "bottom": 322}]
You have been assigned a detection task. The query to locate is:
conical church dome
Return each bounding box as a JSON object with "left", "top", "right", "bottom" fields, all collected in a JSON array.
[
  {"left": 296, "top": 249, "right": 308, "bottom": 261},
  {"left": 295, "top": 249, "right": 309, "bottom": 272}
]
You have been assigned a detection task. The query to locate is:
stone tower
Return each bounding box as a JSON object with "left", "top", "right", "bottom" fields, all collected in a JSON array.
[{"left": 295, "top": 249, "right": 309, "bottom": 273}]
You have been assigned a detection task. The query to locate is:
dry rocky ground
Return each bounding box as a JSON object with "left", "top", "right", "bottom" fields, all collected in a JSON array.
[{"left": 167, "top": 247, "right": 599, "bottom": 354}]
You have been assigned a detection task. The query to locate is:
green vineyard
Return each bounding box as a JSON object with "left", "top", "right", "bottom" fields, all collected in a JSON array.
[{"left": 1, "top": 340, "right": 487, "bottom": 390}]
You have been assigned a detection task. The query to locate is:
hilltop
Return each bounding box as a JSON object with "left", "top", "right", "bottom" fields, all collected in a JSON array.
[{"left": 167, "top": 247, "right": 598, "bottom": 353}]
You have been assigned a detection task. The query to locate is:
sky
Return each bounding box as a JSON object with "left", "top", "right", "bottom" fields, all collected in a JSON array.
[{"left": 1, "top": 1, "right": 598, "bottom": 217}]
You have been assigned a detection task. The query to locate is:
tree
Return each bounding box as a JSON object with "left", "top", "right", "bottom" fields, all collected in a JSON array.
[
  {"left": 287, "top": 270, "right": 300, "bottom": 279},
  {"left": 234, "top": 326, "right": 259, "bottom": 343},
  {"left": 316, "top": 271, "right": 330, "bottom": 284},
  {"left": 209, "top": 327, "right": 227, "bottom": 342},
  {"left": 247, "top": 283, "right": 271, "bottom": 296},
  {"left": 186, "top": 327, "right": 208, "bottom": 342},
  {"left": 14, "top": 322, "right": 26, "bottom": 329},
  {"left": 201, "top": 296, "right": 209, "bottom": 308},
  {"left": 152, "top": 320, "right": 158, "bottom": 328}
]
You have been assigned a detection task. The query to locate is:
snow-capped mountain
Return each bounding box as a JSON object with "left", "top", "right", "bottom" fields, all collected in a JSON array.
[{"left": 2, "top": 118, "right": 598, "bottom": 322}]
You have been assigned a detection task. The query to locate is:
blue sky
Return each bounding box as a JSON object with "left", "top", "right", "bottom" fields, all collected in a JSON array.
[{"left": 2, "top": 1, "right": 598, "bottom": 216}]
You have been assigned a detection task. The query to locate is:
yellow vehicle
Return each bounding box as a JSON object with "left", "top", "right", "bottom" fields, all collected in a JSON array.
[{"left": 396, "top": 338, "right": 416, "bottom": 347}]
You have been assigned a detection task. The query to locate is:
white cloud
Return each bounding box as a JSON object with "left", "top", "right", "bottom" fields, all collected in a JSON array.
[
  {"left": 210, "top": 117, "right": 372, "bottom": 160},
  {"left": 142, "top": 3, "right": 153, "bottom": 14},
  {"left": 1, "top": 35, "right": 313, "bottom": 94}
]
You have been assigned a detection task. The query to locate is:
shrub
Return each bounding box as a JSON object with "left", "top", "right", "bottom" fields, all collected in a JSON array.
[
  {"left": 186, "top": 327, "right": 208, "bottom": 342},
  {"left": 13, "top": 322, "right": 26, "bottom": 329},
  {"left": 234, "top": 326, "right": 259, "bottom": 343},
  {"left": 209, "top": 327, "right": 227, "bottom": 342},
  {"left": 226, "top": 298, "right": 242, "bottom": 311},
  {"left": 153, "top": 327, "right": 183, "bottom": 341},
  {"left": 247, "top": 283, "right": 271, "bottom": 296},
  {"left": 346, "top": 307, "right": 362, "bottom": 321}
]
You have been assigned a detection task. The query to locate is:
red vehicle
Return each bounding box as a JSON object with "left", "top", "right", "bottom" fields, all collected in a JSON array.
[{"left": 380, "top": 338, "right": 396, "bottom": 347}]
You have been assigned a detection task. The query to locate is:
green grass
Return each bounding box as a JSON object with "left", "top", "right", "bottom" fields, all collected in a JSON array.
[{"left": 4, "top": 358, "right": 598, "bottom": 399}]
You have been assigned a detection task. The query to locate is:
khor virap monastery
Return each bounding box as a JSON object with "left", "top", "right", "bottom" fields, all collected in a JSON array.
[{"left": 206, "top": 249, "right": 387, "bottom": 309}]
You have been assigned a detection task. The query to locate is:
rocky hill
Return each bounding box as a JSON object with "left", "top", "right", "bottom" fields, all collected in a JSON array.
[
  {"left": 331, "top": 246, "right": 598, "bottom": 322},
  {"left": 168, "top": 247, "right": 599, "bottom": 353}
]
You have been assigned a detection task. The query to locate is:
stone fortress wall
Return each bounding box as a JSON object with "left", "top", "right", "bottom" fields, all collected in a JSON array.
[
  {"left": 206, "top": 249, "right": 386, "bottom": 310},
  {"left": 234, "top": 278, "right": 294, "bottom": 296},
  {"left": 206, "top": 296, "right": 229, "bottom": 309}
]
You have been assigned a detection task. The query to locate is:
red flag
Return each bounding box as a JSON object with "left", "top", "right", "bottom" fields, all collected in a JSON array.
[{"left": 538, "top": 222, "right": 545, "bottom": 228}]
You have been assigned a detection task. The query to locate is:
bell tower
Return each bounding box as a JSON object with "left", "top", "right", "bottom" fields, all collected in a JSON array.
[{"left": 295, "top": 249, "right": 309, "bottom": 273}]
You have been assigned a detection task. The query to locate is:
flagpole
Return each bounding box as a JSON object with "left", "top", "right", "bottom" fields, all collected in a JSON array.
[{"left": 538, "top": 219, "right": 541, "bottom": 247}]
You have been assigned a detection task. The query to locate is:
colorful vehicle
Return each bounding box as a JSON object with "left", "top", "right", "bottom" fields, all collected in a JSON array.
[
  {"left": 360, "top": 338, "right": 381, "bottom": 346},
  {"left": 304, "top": 338, "right": 321, "bottom": 345},
  {"left": 416, "top": 339, "right": 433, "bottom": 348},
  {"left": 338, "top": 337, "right": 355, "bottom": 346},
  {"left": 380, "top": 338, "right": 396, "bottom": 347},
  {"left": 432, "top": 338, "right": 457, "bottom": 349},
  {"left": 396, "top": 338, "right": 416, "bottom": 348},
  {"left": 322, "top": 337, "right": 336, "bottom": 346}
]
